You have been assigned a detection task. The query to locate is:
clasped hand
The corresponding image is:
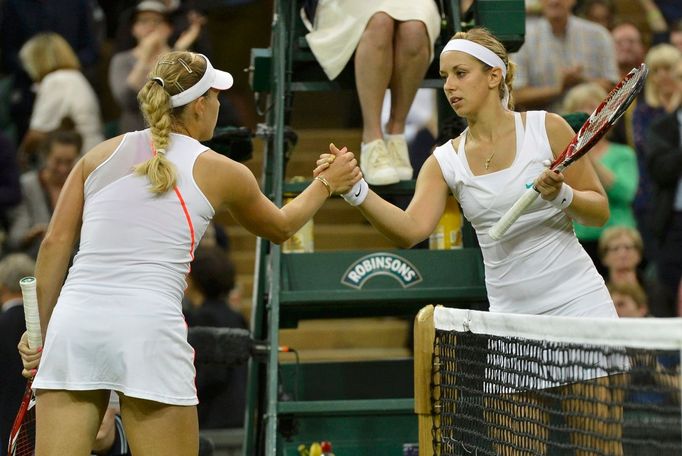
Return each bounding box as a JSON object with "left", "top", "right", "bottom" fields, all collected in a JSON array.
[{"left": 313, "top": 143, "right": 363, "bottom": 194}]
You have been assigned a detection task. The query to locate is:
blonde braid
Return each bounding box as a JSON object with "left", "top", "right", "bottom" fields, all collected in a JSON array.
[
  {"left": 134, "top": 79, "right": 177, "bottom": 194},
  {"left": 133, "top": 51, "right": 206, "bottom": 194}
]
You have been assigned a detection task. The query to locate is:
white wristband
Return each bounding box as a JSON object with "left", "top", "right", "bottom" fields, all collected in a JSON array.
[
  {"left": 549, "top": 183, "right": 574, "bottom": 210},
  {"left": 342, "top": 179, "right": 369, "bottom": 206}
]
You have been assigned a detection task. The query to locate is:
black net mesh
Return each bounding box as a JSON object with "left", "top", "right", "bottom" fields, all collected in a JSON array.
[{"left": 432, "top": 329, "right": 681, "bottom": 456}]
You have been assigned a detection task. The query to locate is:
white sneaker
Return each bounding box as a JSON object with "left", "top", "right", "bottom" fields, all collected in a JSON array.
[
  {"left": 385, "top": 134, "right": 413, "bottom": 181},
  {"left": 360, "top": 139, "right": 400, "bottom": 185}
]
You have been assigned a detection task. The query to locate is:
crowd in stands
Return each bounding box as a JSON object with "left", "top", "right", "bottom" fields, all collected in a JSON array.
[{"left": 2, "top": 0, "right": 682, "bottom": 452}]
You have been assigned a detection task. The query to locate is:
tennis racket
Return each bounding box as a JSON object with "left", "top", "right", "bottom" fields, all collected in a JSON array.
[
  {"left": 8, "top": 277, "right": 42, "bottom": 456},
  {"left": 488, "top": 63, "right": 648, "bottom": 240}
]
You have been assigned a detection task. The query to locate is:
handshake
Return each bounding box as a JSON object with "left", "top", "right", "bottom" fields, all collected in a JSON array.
[{"left": 313, "top": 143, "right": 369, "bottom": 206}]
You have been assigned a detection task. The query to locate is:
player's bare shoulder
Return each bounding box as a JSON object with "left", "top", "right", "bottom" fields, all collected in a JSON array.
[
  {"left": 194, "top": 149, "right": 256, "bottom": 210},
  {"left": 544, "top": 112, "right": 574, "bottom": 138},
  {"left": 81, "top": 135, "right": 125, "bottom": 179},
  {"left": 544, "top": 112, "right": 575, "bottom": 158},
  {"left": 195, "top": 149, "right": 250, "bottom": 181}
]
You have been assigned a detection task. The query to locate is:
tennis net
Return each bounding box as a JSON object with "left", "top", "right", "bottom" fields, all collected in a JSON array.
[{"left": 414, "top": 306, "right": 682, "bottom": 456}]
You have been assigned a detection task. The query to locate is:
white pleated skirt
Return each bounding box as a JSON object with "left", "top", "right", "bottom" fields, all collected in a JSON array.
[{"left": 33, "top": 289, "right": 197, "bottom": 406}]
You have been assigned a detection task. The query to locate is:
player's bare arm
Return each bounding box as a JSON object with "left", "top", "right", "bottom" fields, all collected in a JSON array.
[
  {"left": 544, "top": 113, "right": 609, "bottom": 226},
  {"left": 358, "top": 156, "right": 450, "bottom": 248}
]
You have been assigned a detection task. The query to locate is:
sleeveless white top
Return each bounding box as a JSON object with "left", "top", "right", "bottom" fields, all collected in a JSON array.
[
  {"left": 433, "top": 111, "right": 616, "bottom": 317},
  {"left": 34, "top": 130, "right": 214, "bottom": 405}
]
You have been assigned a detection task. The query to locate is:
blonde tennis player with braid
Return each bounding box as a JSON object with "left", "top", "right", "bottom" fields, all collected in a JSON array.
[{"left": 16, "top": 51, "right": 361, "bottom": 456}]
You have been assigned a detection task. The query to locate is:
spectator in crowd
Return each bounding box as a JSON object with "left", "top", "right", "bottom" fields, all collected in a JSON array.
[
  {"left": 632, "top": 44, "right": 682, "bottom": 267},
  {"left": 562, "top": 82, "right": 638, "bottom": 274},
  {"left": 637, "top": 0, "right": 669, "bottom": 44},
  {"left": 0, "top": 253, "right": 36, "bottom": 456},
  {"left": 109, "top": 0, "right": 207, "bottom": 134},
  {"left": 598, "top": 226, "right": 669, "bottom": 316},
  {"left": 645, "top": 94, "right": 682, "bottom": 319},
  {"left": 112, "top": 0, "right": 212, "bottom": 56},
  {"left": 579, "top": 0, "right": 616, "bottom": 30},
  {"left": 670, "top": 19, "right": 682, "bottom": 54},
  {"left": 0, "top": 0, "right": 100, "bottom": 149},
  {"left": 607, "top": 280, "right": 681, "bottom": 408},
  {"left": 7, "top": 131, "right": 81, "bottom": 258},
  {"left": 511, "top": 0, "right": 619, "bottom": 112},
  {"left": 608, "top": 21, "right": 647, "bottom": 147},
  {"left": 611, "top": 21, "right": 646, "bottom": 79},
  {"left": 303, "top": 0, "right": 441, "bottom": 185},
  {"left": 607, "top": 281, "right": 649, "bottom": 318},
  {"left": 0, "top": 132, "right": 22, "bottom": 241},
  {"left": 184, "top": 245, "right": 247, "bottom": 429},
  {"left": 18, "top": 33, "right": 103, "bottom": 160}
]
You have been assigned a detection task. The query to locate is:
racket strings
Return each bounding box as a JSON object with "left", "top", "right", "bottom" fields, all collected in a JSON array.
[
  {"left": 575, "top": 67, "right": 646, "bottom": 150},
  {"left": 10, "top": 405, "right": 36, "bottom": 456}
]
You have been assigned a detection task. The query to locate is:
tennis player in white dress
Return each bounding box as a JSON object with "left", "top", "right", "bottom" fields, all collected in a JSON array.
[{"left": 18, "top": 51, "right": 361, "bottom": 456}]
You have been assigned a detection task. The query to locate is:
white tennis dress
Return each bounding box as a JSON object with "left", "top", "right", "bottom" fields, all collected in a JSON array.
[
  {"left": 433, "top": 111, "right": 617, "bottom": 318},
  {"left": 33, "top": 130, "right": 214, "bottom": 405}
]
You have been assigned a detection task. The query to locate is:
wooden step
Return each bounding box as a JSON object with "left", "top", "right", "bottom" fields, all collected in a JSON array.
[
  {"left": 216, "top": 198, "right": 366, "bottom": 227},
  {"left": 276, "top": 398, "right": 413, "bottom": 415},
  {"left": 279, "top": 347, "right": 412, "bottom": 363},
  {"left": 223, "top": 224, "right": 395, "bottom": 253},
  {"left": 280, "top": 318, "right": 411, "bottom": 350}
]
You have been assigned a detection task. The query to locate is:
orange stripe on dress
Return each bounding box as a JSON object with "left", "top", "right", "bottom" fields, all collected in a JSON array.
[
  {"left": 174, "top": 186, "right": 196, "bottom": 260},
  {"left": 151, "top": 142, "right": 196, "bottom": 260}
]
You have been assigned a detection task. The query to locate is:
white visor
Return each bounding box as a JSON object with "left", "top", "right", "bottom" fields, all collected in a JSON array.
[{"left": 170, "top": 54, "right": 233, "bottom": 108}]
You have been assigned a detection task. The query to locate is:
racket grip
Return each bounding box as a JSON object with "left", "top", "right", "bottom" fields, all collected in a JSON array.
[
  {"left": 19, "top": 277, "right": 42, "bottom": 349},
  {"left": 488, "top": 187, "right": 540, "bottom": 240}
]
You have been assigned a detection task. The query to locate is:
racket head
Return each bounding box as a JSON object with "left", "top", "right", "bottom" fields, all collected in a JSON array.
[
  {"left": 8, "top": 380, "right": 36, "bottom": 456},
  {"left": 550, "top": 63, "right": 648, "bottom": 172}
]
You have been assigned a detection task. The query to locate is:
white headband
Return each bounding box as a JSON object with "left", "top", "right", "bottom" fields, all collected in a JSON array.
[
  {"left": 440, "top": 39, "right": 509, "bottom": 108},
  {"left": 170, "top": 54, "right": 234, "bottom": 108}
]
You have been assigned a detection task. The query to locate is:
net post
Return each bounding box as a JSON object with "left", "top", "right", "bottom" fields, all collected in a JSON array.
[{"left": 414, "top": 304, "right": 437, "bottom": 456}]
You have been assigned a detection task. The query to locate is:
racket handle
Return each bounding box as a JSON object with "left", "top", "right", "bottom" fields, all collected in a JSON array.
[
  {"left": 488, "top": 187, "right": 540, "bottom": 240},
  {"left": 19, "top": 277, "right": 42, "bottom": 349}
]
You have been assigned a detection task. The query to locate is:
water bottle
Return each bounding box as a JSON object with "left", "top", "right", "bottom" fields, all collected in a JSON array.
[
  {"left": 282, "top": 176, "right": 314, "bottom": 253},
  {"left": 429, "top": 196, "right": 463, "bottom": 250}
]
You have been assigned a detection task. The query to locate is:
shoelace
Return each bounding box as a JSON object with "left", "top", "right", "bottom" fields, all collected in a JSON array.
[
  {"left": 368, "top": 143, "right": 393, "bottom": 167},
  {"left": 387, "top": 139, "right": 410, "bottom": 166}
]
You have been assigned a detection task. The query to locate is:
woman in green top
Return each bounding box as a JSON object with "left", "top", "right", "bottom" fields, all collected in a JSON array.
[{"left": 563, "top": 82, "right": 639, "bottom": 274}]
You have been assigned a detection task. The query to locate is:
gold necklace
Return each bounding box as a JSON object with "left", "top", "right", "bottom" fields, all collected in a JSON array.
[
  {"left": 484, "top": 150, "right": 497, "bottom": 170},
  {"left": 467, "top": 130, "right": 497, "bottom": 170}
]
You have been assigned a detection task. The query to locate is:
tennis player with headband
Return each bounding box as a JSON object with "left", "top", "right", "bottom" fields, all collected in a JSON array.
[
  {"left": 316, "top": 27, "right": 622, "bottom": 453},
  {"left": 17, "top": 51, "right": 361, "bottom": 456},
  {"left": 318, "top": 27, "right": 615, "bottom": 318}
]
